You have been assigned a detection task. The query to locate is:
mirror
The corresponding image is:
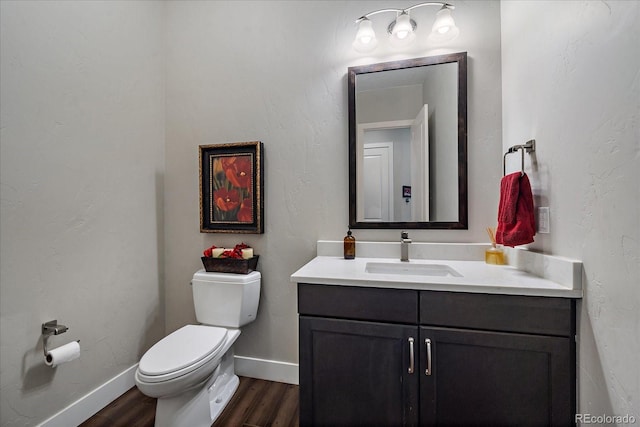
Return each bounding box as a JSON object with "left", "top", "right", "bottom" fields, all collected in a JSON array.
[{"left": 348, "top": 52, "right": 467, "bottom": 229}]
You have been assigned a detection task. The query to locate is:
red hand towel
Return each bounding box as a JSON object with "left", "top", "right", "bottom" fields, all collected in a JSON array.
[{"left": 496, "top": 172, "right": 536, "bottom": 247}]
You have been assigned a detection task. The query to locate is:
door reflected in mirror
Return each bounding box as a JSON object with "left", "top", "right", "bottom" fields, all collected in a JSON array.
[{"left": 349, "top": 52, "right": 468, "bottom": 229}]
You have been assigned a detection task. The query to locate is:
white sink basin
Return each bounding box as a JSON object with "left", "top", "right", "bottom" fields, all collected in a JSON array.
[{"left": 365, "top": 262, "right": 463, "bottom": 277}]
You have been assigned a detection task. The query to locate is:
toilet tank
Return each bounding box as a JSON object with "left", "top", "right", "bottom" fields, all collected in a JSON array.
[{"left": 191, "top": 270, "right": 261, "bottom": 328}]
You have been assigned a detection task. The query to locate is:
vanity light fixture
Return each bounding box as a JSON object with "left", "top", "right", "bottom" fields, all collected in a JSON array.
[{"left": 353, "top": 2, "right": 458, "bottom": 53}]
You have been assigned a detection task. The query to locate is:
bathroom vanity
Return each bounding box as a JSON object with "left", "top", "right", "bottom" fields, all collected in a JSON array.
[{"left": 291, "top": 241, "right": 582, "bottom": 426}]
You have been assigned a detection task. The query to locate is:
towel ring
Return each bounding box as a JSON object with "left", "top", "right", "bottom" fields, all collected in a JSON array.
[{"left": 503, "top": 139, "right": 536, "bottom": 176}]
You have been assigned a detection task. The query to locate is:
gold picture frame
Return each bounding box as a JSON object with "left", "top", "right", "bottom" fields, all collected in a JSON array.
[{"left": 199, "top": 141, "right": 264, "bottom": 234}]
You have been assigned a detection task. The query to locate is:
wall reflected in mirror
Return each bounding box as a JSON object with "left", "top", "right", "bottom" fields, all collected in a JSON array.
[{"left": 348, "top": 52, "right": 468, "bottom": 229}]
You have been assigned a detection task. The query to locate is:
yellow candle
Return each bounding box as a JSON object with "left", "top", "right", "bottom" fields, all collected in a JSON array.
[
  {"left": 242, "top": 248, "right": 254, "bottom": 259},
  {"left": 211, "top": 248, "right": 224, "bottom": 258}
]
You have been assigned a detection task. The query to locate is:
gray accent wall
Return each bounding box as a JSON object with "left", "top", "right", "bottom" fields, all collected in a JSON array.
[{"left": 1, "top": 1, "right": 165, "bottom": 425}]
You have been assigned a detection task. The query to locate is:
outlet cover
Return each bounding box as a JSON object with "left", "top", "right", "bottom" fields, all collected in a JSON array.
[{"left": 538, "top": 207, "right": 550, "bottom": 233}]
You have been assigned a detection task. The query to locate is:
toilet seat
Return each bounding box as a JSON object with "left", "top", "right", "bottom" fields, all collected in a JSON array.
[{"left": 138, "top": 325, "right": 228, "bottom": 383}]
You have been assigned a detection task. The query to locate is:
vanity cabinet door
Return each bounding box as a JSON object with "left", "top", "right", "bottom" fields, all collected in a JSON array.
[
  {"left": 419, "top": 327, "right": 573, "bottom": 427},
  {"left": 299, "top": 316, "right": 419, "bottom": 427}
]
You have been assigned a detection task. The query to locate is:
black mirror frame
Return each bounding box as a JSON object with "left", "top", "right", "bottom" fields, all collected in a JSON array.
[{"left": 348, "top": 52, "right": 468, "bottom": 230}]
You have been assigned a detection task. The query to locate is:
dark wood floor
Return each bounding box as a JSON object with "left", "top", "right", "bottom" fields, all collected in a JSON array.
[{"left": 80, "top": 376, "right": 299, "bottom": 427}]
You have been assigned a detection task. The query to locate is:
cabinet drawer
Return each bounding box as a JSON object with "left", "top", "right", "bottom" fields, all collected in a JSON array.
[
  {"left": 420, "top": 291, "right": 575, "bottom": 336},
  {"left": 298, "top": 284, "right": 417, "bottom": 324}
]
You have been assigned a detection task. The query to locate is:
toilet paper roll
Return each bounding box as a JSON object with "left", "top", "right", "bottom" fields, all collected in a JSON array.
[{"left": 45, "top": 341, "right": 80, "bottom": 367}]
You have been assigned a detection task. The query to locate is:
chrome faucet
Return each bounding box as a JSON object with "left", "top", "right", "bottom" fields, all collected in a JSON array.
[{"left": 400, "top": 231, "right": 412, "bottom": 262}]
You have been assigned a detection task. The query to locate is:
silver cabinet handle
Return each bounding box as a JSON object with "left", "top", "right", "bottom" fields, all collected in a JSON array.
[
  {"left": 408, "top": 337, "right": 415, "bottom": 374},
  {"left": 425, "top": 338, "right": 432, "bottom": 376}
]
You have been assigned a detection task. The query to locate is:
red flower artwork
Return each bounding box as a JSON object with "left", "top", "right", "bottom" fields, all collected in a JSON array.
[
  {"left": 237, "top": 199, "right": 253, "bottom": 222},
  {"left": 222, "top": 157, "right": 253, "bottom": 190},
  {"left": 200, "top": 142, "right": 262, "bottom": 233},
  {"left": 212, "top": 154, "right": 254, "bottom": 222},
  {"left": 214, "top": 188, "right": 240, "bottom": 212}
]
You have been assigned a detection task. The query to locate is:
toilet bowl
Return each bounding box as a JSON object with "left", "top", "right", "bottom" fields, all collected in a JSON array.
[{"left": 135, "top": 270, "right": 260, "bottom": 427}]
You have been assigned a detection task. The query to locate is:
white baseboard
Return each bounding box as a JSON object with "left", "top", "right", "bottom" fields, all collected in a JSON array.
[
  {"left": 37, "top": 356, "right": 298, "bottom": 426},
  {"left": 235, "top": 355, "right": 299, "bottom": 385},
  {"left": 38, "top": 364, "right": 138, "bottom": 427}
]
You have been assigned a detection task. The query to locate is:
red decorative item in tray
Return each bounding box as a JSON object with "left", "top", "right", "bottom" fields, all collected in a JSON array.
[{"left": 200, "top": 256, "right": 259, "bottom": 274}]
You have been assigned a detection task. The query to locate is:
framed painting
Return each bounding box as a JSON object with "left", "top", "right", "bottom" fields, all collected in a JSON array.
[{"left": 200, "top": 141, "right": 264, "bottom": 234}]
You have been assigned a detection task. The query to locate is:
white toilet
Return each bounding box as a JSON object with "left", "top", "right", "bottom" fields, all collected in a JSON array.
[{"left": 135, "top": 269, "right": 261, "bottom": 427}]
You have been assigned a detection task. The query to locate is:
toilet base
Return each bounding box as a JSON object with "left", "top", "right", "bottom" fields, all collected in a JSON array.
[
  {"left": 154, "top": 346, "right": 239, "bottom": 427},
  {"left": 208, "top": 370, "right": 240, "bottom": 423}
]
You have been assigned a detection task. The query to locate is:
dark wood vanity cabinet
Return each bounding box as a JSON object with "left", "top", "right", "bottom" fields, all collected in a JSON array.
[
  {"left": 299, "top": 317, "right": 420, "bottom": 426},
  {"left": 298, "top": 283, "right": 576, "bottom": 427}
]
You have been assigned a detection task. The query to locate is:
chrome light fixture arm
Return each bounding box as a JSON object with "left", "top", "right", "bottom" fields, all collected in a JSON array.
[
  {"left": 355, "top": 2, "right": 455, "bottom": 23},
  {"left": 406, "top": 2, "right": 455, "bottom": 12},
  {"left": 355, "top": 9, "right": 404, "bottom": 23}
]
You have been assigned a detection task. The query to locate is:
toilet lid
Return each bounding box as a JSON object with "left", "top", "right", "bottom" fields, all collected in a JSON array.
[{"left": 138, "top": 325, "right": 227, "bottom": 377}]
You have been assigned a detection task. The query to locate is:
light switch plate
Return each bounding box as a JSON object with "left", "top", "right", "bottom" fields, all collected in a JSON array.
[{"left": 538, "top": 207, "right": 550, "bottom": 233}]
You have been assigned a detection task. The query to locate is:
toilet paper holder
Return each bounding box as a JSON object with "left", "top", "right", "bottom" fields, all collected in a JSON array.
[{"left": 42, "top": 320, "right": 77, "bottom": 357}]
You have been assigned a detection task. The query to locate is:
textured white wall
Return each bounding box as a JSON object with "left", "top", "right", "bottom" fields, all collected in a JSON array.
[
  {"left": 0, "top": 2, "right": 165, "bottom": 425},
  {"left": 164, "top": 0, "right": 503, "bottom": 363},
  {"left": 501, "top": 0, "right": 640, "bottom": 420}
]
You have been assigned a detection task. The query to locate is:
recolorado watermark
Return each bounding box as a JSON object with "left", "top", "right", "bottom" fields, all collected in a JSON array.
[{"left": 576, "top": 413, "right": 637, "bottom": 424}]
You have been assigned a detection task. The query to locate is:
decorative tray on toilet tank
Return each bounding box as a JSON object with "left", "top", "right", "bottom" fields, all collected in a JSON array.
[{"left": 200, "top": 256, "right": 259, "bottom": 274}]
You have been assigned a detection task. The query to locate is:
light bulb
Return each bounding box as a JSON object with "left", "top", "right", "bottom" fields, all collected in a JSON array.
[
  {"left": 430, "top": 8, "right": 459, "bottom": 42},
  {"left": 353, "top": 18, "right": 378, "bottom": 53},
  {"left": 390, "top": 12, "right": 416, "bottom": 46},
  {"left": 392, "top": 13, "right": 413, "bottom": 39}
]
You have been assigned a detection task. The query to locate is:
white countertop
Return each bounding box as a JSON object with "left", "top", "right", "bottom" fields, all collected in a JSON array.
[{"left": 290, "top": 241, "right": 583, "bottom": 299}]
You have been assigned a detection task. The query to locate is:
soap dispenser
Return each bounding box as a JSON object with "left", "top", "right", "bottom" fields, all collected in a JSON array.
[{"left": 344, "top": 228, "right": 356, "bottom": 259}]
